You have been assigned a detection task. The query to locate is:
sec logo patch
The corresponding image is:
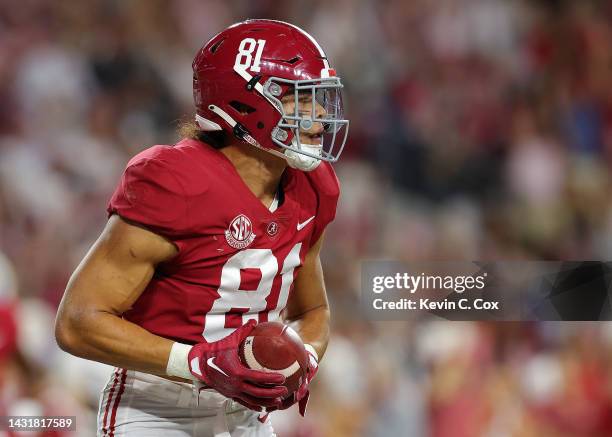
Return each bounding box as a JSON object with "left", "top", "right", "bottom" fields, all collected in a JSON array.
[{"left": 225, "top": 214, "right": 256, "bottom": 249}]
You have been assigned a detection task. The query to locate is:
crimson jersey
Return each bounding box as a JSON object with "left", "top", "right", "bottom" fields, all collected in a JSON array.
[{"left": 107, "top": 139, "right": 339, "bottom": 343}]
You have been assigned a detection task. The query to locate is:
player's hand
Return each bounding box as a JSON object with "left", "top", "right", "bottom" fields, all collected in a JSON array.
[
  {"left": 296, "top": 347, "right": 318, "bottom": 415},
  {"left": 188, "top": 320, "right": 288, "bottom": 410},
  {"left": 267, "top": 345, "right": 318, "bottom": 416}
]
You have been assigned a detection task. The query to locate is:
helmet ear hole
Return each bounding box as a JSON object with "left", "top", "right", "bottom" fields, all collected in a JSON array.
[
  {"left": 257, "top": 122, "right": 265, "bottom": 129},
  {"left": 229, "top": 101, "right": 256, "bottom": 115}
]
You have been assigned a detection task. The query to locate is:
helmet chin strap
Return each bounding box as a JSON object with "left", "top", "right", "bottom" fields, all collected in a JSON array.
[{"left": 204, "top": 105, "right": 322, "bottom": 172}]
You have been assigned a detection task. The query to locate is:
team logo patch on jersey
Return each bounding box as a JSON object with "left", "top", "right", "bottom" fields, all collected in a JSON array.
[
  {"left": 225, "top": 214, "right": 256, "bottom": 249},
  {"left": 267, "top": 222, "right": 279, "bottom": 237}
]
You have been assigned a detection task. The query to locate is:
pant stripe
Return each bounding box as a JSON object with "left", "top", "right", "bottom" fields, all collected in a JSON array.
[
  {"left": 102, "top": 368, "right": 120, "bottom": 436},
  {"left": 96, "top": 369, "right": 276, "bottom": 436},
  {"left": 108, "top": 368, "right": 128, "bottom": 437}
]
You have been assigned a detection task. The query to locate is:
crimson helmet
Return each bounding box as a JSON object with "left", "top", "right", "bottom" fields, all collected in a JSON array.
[{"left": 192, "top": 19, "right": 349, "bottom": 171}]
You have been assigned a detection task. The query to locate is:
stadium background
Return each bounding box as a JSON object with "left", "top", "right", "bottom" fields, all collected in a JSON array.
[{"left": 1, "top": 0, "right": 612, "bottom": 435}]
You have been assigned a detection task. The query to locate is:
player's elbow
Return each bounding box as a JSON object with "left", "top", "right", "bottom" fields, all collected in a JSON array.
[
  {"left": 54, "top": 306, "right": 88, "bottom": 356},
  {"left": 55, "top": 313, "right": 77, "bottom": 354}
]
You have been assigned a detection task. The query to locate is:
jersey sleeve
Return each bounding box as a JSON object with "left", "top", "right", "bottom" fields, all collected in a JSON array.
[
  {"left": 107, "top": 156, "right": 191, "bottom": 241},
  {"left": 309, "top": 162, "right": 340, "bottom": 247}
]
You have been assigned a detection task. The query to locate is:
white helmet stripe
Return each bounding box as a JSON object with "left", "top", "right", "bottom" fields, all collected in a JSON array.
[{"left": 233, "top": 65, "right": 265, "bottom": 95}]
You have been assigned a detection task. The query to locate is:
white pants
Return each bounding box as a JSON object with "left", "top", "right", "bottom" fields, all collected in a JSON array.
[{"left": 97, "top": 368, "right": 275, "bottom": 437}]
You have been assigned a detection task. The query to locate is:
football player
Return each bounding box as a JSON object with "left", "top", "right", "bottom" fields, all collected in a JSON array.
[{"left": 55, "top": 19, "right": 349, "bottom": 437}]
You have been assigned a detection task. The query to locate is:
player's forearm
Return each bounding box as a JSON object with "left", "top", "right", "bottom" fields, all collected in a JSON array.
[
  {"left": 55, "top": 308, "right": 174, "bottom": 375},
  {"left": 285, "top": 305, "right": 330, "bottom": 360}
]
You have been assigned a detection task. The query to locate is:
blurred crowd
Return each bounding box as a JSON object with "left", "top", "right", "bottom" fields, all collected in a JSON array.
[{"left": 1, "top": 0, "right": 612, "bottom": 435}]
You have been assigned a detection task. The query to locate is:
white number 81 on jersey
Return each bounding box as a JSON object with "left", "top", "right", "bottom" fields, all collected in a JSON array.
[{"left": 203, "top": 243, "right": 301, "bottom": 341}]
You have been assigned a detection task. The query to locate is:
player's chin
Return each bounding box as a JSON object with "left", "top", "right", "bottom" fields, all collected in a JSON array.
[{"left": 298, "top": 135, "right": 323, "bottom": 147}]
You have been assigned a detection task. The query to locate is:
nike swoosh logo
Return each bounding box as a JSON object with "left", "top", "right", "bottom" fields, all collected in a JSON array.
[
  {"left": 207, "top": 357, "right": 229, "bottom": 377},
  {"left": 297, "top": 216, "right": 315, "bottom": 231}
]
